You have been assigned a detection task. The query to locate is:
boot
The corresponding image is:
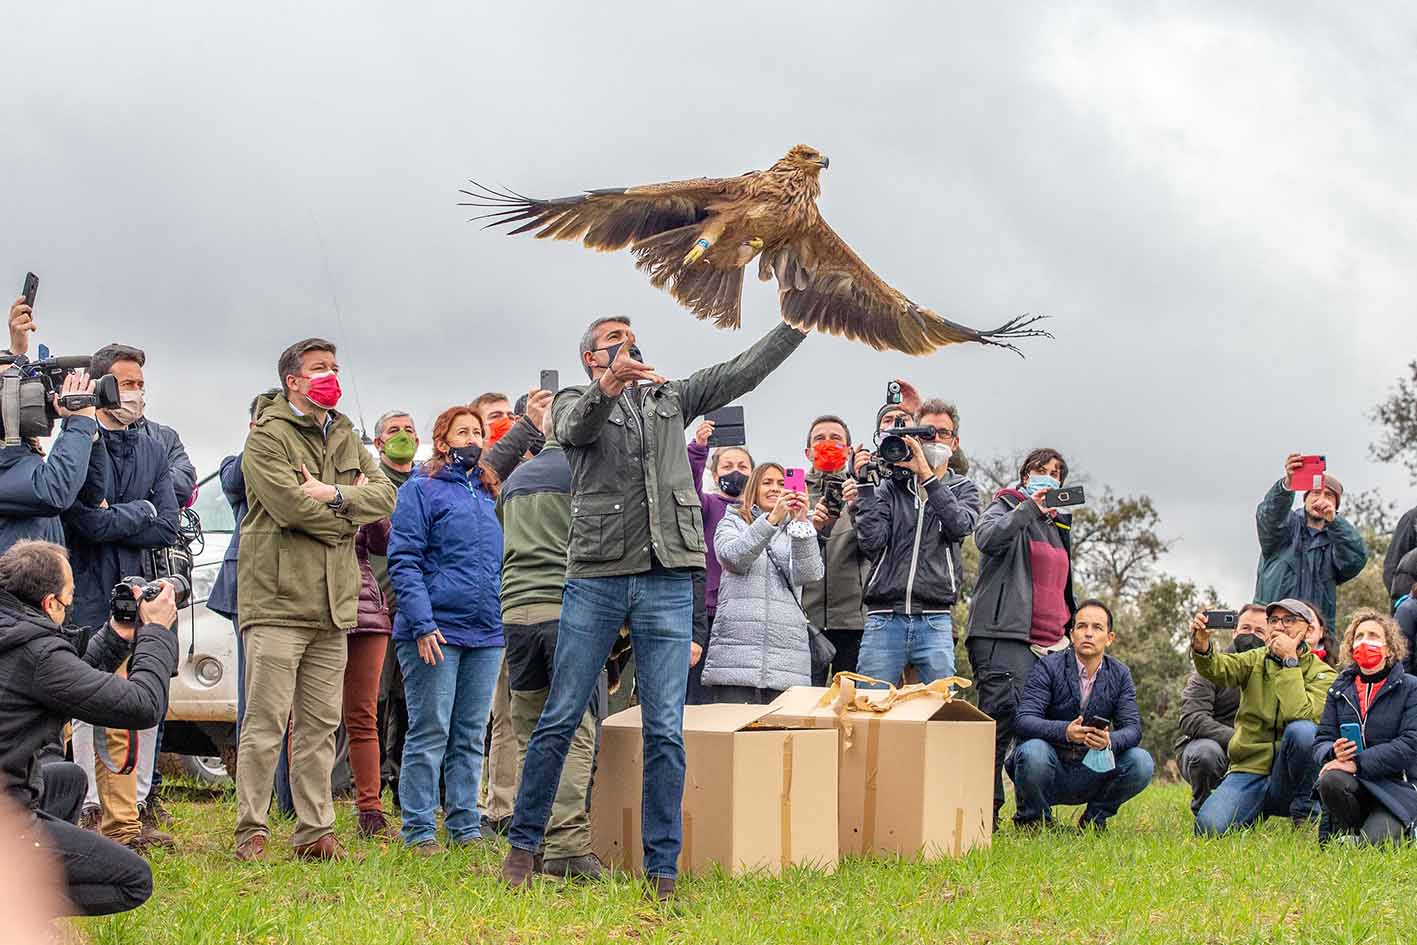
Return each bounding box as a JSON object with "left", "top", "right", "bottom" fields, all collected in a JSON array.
[
  {"left": 142, "top": 795, "right": 174, "bottom": 827},
  {"left": 501, "top": 848, "right": 536, "bottom": 888},
  {"left": 540, "top": 853, "right": 608, "bottom": 881},
  {"left": 357, "top": 810, "right": 393, "bottom": 839},
  {"left": 652, "top": 875, "right": 676, "bottom": 902},
  {"left": 77, "top": 805, "right": 100, "bottom": 832},
  {"left": 293, "top": 833, "right": 348, "bottom": 862}
]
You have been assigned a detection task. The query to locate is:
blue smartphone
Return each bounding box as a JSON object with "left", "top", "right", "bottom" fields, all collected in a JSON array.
[{"left": 1339, "top": 722, "right": 1364, "bottom": 752}]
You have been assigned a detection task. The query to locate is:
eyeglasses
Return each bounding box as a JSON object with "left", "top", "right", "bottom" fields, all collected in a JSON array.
[{"left": 1267, "top": 615, "right": 1306, "bottom": 628}]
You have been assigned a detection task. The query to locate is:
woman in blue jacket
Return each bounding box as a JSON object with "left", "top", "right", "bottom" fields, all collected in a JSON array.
[
  {"left": 389, "top": 405, "right": 505, "bottom": 853},
  {"left": 1314, "top": 608, "right": 1417, "bottom": 845}
]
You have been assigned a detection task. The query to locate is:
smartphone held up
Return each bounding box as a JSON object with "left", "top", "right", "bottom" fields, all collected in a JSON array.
[
  {"left": 1287, "top": 455, "right": 1326, "bottom": 492},
  {"left": 783, "top": 467, "right": 807, "bottom": 494}
]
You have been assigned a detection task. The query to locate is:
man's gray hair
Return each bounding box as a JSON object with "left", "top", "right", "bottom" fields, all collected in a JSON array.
[
  {"left": 374, "top": 410, "right": 415, "bottom": 439},
  {"left": 578, "top": 315, "right": 632, "bottom": 378}
]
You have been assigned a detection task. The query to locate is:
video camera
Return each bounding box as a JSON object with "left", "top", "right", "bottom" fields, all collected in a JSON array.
[{"left": 0, "top": 346, "right": 120, "bottom": 445}]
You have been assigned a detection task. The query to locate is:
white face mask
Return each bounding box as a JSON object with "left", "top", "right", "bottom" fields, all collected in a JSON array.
[
  {"left": 105, "top": 389, "right": 146, "bottom": 427},
  {"left": 922, "top": 442, "right": 953, "bottom": 471}
]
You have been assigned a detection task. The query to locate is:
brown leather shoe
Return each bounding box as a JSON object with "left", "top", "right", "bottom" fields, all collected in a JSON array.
[
  {"left": 501, "top": 848, "right": 536, "bottom": 888},
  {"left": 411, "top": 840, "right": 442, "bottom": 857},
  {"left": 293, "top": 833, "right": 347, "bottom": 862},
  {"left": 357, "top": 810, "right": 393, "bottom": 839},
  {"left": 234, "top": 834, "right": 268, "bottom": 862},
  {"left": 135, "top": 824, "right": 177, "bottom": 852},
  {"left": 652, "top": 875, "right": 676, "bottom": 902}
]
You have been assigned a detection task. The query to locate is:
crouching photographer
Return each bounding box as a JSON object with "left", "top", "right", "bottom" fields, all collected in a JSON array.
[
  {"left": 0, "top": 540, "right": 179, "bottom": 916},
  {"left": 853, "top": 398, "right": 980, "bottom": 685}
]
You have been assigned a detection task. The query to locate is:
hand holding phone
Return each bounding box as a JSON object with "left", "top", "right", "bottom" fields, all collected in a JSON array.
[
  {"left": 1338, "top": 722, "right": 1364, "bottom": 755},
  {"left": 1083, "top": 716, "right": 1112, "bottom": 732},
  {"left": 538, "top": 369, "right": 559, "bottom": 394},
  {"left": 1286, "top": 454, "right": 1326, "bottom": 492},
  {"left": 21, "top": 273, "right": 37, "bottom": 309},
  {"left": 1204, "top": 610, "right": 1239, "bottom": 631},
  {"left": 1043, "top": 485, "right": 1086, "bottom": 509}
]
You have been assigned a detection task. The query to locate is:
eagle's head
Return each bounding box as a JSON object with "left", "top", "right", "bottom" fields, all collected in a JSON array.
[{"left": 782, "top": 144, "right": 830, "bottom": 172}]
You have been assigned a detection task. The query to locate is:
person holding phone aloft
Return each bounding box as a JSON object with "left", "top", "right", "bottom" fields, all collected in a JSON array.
[
  {"left": 702, "top": 463, "right": 821, "bottom": 704},
  {"left": 1255, "top": 454, "right": 1368, "bottom": 635},
  {"left": 1312, "top": 609, "right": 1417, "bottom": 845}
]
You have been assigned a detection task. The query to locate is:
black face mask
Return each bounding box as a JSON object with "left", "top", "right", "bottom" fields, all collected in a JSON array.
[
  {"left": 718, "top": 471, "right": 749, "bottom": 497},
  {"left": 600, "top": 341, "right": 644, "bottom": 365},
  {"left": 1233, "top": 633, "right": 1265, "bottom": 653},
  {"left": 449, "top": 443, "right": 482, "bottom": 471}
]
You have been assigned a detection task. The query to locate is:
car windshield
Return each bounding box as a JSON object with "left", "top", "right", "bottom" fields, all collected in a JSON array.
[{"left": 190, "top": 471, "right": 235, "bottom": 533}]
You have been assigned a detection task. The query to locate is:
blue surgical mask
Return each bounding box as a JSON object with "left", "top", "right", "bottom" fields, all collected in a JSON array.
[
  {"left": 1024, "top": 474, "right": 1061, "bottom": 495},
  {"left": 1083, "top": 747, "right": 1115, "bottom": 773}
]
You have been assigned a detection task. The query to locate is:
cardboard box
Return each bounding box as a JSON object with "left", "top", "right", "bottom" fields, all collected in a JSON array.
[
  {"left": 590, "top": 703, "right": 839, "bottom": 876},
  {"left": 766, "top": 685, "right": 995, "bottom": 859}
]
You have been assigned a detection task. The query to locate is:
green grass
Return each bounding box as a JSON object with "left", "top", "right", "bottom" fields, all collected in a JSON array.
[{"left": 84, "top": 781, "right": 1417, "bottom": 944}]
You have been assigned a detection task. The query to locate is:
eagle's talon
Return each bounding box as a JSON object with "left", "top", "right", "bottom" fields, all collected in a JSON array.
[{"left": 683, "top": 237, "right": 711, "bottom": 265}]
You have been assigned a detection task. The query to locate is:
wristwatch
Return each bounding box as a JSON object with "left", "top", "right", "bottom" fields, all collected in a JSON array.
[
  {"left": 1282, "top": 656, "right": 1300, "bottom": 669},
  {"left": 327, "top": 486, "right": 345, "bottom": 510}
]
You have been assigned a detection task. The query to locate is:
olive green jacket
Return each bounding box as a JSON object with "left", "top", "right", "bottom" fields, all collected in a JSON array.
[
  {"left": 1192, "top": 644, "right": 1335, "bottom": 776},
  {"left": 554, "top": 322, "right": 808, "bottom": 578},
  {"left": 237, "top": 394, "right": 396, "bottom": 630}
]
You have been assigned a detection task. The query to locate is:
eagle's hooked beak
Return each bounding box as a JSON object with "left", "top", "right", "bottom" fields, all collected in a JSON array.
[{"left": 817, "top": 155, "right": 830, "bottom": 169}]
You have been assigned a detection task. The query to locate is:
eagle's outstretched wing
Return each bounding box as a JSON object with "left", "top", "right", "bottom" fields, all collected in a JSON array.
[
  {"left": 461, "top": 177, "right": 734, "bottom": 252},
  {"left": 463, "top": 177, "right": 750, "bottom": 328},
  {"left": 763, "top": 217, "right": 1051, "bottom": 356}
]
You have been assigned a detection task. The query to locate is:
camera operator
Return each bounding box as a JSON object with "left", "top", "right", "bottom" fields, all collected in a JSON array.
[
  {"left": 853, "top": 399, "right": 980, "bottom": 686},
  {"left": 63, "top": 343, "right": 179, "bottom": 851},
  {"left": 0, "top": 371, "right": 100, "bottom": 554},
  {"left": 90, "top": 345, "right": 198, "bottom": 511},
  {"left": 0, "top": 540, "right": 178, "bottom": 915}
]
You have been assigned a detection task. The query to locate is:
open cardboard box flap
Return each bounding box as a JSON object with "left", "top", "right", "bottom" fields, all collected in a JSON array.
[
  {"left": 763, "top": 685, "right": 991, "bottom": 726},
  {"left": 608, "top": 703, "right": 811, "bottom": 733}
]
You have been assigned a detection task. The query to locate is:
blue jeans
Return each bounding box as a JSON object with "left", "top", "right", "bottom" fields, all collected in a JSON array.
[
  {"left": 396, "top": 640, "right": 504, "bottom": 846},
  {"left": 855, "top": 612, "right": 956, "bottom": 685},
  {"left": 1195, "top": 720, "right": 1318, "bottom": 836},
  {"left": 509, "top": 571, "right": 692, "bottom": 878},
  {"left": 1011, "top": 739, "right": 1154, "bottom": 826}
]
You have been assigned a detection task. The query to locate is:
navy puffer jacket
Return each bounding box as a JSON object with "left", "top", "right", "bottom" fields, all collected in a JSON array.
[
  {"left": 388, "top": 463, "right": 503, "bottom": 649},
  {"left": 1315, "top": 661, "right": 1417, "bottom": 826}
]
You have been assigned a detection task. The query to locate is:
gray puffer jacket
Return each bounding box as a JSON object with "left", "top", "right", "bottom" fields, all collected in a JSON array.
[{"left": 704, "top": 512, "right": 824, "bottom": 691}]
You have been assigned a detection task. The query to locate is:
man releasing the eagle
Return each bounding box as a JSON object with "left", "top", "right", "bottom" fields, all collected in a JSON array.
[{"left": 462, "top": 145, "right": 1049, "bottom": 357}]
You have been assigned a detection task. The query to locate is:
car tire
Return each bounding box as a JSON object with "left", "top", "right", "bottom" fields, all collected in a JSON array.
[{"left": 180, "top": 753, "right": 232, "bottom": 786}]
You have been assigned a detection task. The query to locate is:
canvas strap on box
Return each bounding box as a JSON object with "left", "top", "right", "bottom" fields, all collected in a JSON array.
[{"left": 816, "top": 671, "right": 972, "bottom": 749}]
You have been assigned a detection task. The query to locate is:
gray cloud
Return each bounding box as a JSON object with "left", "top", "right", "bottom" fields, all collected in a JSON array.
[{"left": 2, "top": 3, "right": 1413, "bottom": 607}]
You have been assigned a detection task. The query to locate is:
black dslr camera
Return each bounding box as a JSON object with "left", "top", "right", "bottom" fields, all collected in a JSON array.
[
  {"left": 110, "top": 575, "right": 191, "bottom": 624},
  {"left": 0, "top": 347, "right": 120, "bottom": 445}
]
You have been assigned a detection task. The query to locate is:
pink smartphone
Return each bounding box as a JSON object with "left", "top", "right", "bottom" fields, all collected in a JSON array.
[{"left": 784, "top": 467, "right": 806, "bottom": 493}]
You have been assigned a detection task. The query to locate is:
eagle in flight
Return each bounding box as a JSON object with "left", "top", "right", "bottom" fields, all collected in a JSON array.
[{"left": 461, "top": 145, "right": 1049, "bottom": 356}]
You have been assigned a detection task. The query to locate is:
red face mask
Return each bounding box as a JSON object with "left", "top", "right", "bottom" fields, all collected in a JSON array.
[
  {"left": 812, "top": 441, "right": 848, "bottom": 473},
  {"left": 1354, "top": 640, "right": 1386, "bottom": 673},
  {"left": 304, "top": 372, "right": 341, "bottom": 409},
  {"left": 487, "top": 416, "right": 515, "bottom": 446}
]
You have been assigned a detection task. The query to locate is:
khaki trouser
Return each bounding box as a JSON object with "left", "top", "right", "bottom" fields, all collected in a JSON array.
[
  {"left": 236, "top": 624, "right": 347, "bottom": 847},
  {"left": 480, "top": 658, "right": 518, "bottom": 823},
  {"left": 510, "top": 687, "right": 595, "bottom": 859},
  {"left": 95, "top": 723, "right": 141, "bottom": 844}
]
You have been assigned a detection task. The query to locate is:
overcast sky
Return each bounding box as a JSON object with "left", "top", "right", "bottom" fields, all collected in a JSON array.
[{"left": 3, "top": 3, "right": 1414, "bottom": 607}]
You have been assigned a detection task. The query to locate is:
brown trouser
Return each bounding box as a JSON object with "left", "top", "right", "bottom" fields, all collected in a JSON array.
[
  {"left": 236, "top": 624, "right": 347, "bottom": 847},
  {"left": 480, "top": 657, "right": 518, "bottom": 823},
  {"left": 343, "top": 633, "right": 388, "bottom": 814}
]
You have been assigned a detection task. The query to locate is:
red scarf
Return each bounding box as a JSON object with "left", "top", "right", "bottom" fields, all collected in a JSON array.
[{"left": 1356, "top": 678, "right": 1386, "bottom": 719}]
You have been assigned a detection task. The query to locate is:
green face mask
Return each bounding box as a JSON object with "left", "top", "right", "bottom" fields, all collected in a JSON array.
[{"left": 381, "top": 430, "right": 417, "bottom": 463}]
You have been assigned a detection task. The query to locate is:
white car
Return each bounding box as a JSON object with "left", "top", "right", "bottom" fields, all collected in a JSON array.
[{"left": 161, "top": 470, "right": 239, "bottom": 783}]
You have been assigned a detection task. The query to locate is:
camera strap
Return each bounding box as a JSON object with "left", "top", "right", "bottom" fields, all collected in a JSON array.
[{"left": 1, "top": 372, "right": 22, "bottom": 447}]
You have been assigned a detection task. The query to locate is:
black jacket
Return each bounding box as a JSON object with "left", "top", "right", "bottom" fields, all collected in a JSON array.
[
  {"left": 0, "top": 415, "right": 97, "bottom": 553},
  {"left": 1389, "top": 547, "right": 1417, "bottom": 605},
  {"left": 61, "top": 426, "right": 181, "bottom": 629},
  {"left": 1175, "top": 663, "right": 1242, "bottom": 753},
  {"left": 1386, "top": 507, "right": 1417, "bottom": 605},
  {"left": 132, "top": 416, "right": 198, "bottom": 510},
  {"left": 966, "top": 490, "right": 1077, "bottom": 643},
  {"left": 854, "top": 471, "right": 980, "bottom": 613},
  {"left": 1315, "top": 661, "right": 1417, "bottom": 827},
  {"left": 0, "top": 590, "right": 177, "bottom": 810}
]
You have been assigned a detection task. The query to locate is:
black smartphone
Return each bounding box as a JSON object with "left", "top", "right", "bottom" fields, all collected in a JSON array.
[
  {"left": 1084, "top": 716, "right": 1111, "bottom": 731},
  {"left": 539, "top": 369, "right": 559, "bottom": 393},
  {"left": 22, "top": 272, "right": 38, "bottom": 308},
  {"left": 1205, "top": 610, "right": 1239, "bottom": 630},
  {"left": 1043, "top": 485, "right": 1086, "bottom": 508},
  {"left": 706, "top": 405, "right": 746, "bottom": 448}
]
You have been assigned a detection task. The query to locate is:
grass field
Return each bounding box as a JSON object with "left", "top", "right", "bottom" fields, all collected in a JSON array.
[{"left": 82, "top": 780, "right": 1417, "bottom": 945}]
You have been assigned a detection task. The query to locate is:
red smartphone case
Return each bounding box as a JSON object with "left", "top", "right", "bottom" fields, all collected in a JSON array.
[{"left": 1287, "top": 455, "right": 1326, "bottom": 492}]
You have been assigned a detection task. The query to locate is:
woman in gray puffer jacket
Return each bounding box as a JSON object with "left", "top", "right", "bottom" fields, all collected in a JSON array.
[{"left": 704, "top": 463, "right": 824, "bottom": 704}]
